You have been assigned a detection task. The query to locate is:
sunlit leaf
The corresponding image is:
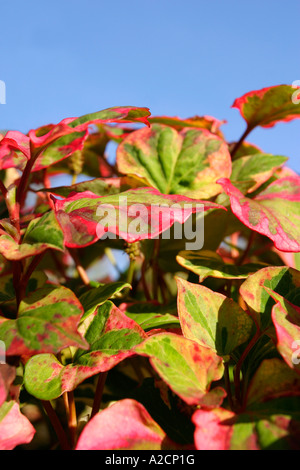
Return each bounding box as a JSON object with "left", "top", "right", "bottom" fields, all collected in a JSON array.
[
  {"left": 116, "top": 124, "right": 231, "bottom": 198},
  {"left": 218, "top": 177, "right": 300, "bottom": 252}
]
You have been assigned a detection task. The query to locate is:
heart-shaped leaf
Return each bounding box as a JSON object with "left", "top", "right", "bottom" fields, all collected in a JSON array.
[
  {"left": 218, "top": 177, "right": 300, "bottom": 252},
  {"left": 176, "top": 277, "right": 253, "bottom": 356},
  {"left": 0, "top": 285, "right": 88, "bottom": 357},
  {"left": 135, "top": 332, "right": 225, "bottom": 406},
  {"left": 52, "top": 187, "right": 225, "bottom": 248},
  {"left": 116, "top": 124, "right": 231, "bottom": 198},
  {"left": 24, "top": 302, "right": 147, "bottom": 399}
]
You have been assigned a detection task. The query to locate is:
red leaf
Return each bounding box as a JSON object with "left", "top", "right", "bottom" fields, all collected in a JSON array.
[
  {"left": 75, "top": 399, "right": 175, "bottom": 450},
  {"left": 52, "top": 187, "right": 225, "bottom": 248},
  {"left": 218, "top": 177, "right": 300, "bottom": 252}
]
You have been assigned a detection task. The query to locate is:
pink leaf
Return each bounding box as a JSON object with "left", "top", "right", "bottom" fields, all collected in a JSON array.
[
  {"left": 0, "top": 402, "right": 35, "bottom": 450},
  {"left": 52, "top": 187, "right": 225, "bottom": 248},
  {"left": 218, "top": 177, "right": 300, "bottom": 252},
  {"left": 75, "top": 399, "right": 175, "bottom": 450}
]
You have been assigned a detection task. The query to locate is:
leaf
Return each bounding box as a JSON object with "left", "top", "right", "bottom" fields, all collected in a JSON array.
[
  {"left": 266, "top": 290, "right": 300, "bottom": 374},
  {"left": 193, "top": 398, "right": 300, "bottom": 450},
  {"left": 120, "top": 301, "right": 180, "bottom": 331},
  {"left": 0, "top": 364, "right": 35, "bottom": 450},
  {"left": 246, "top": 358, "right": 300, "bottom": 406},
  {"left": 24, "top": 302, "right": 147, "bottom": 400},
  {"left": 28, "top": 107, "right": 151, "bottom": 153},
  {"left": 0, "top": 211, "right": 64, "bottom": 261},
  {"left": 0, "top": 285, "right": 88, "bottom": 357},
  {"left": 232, "top": 84, "right": 300, "bottom": 129},
  {"left": 0, "top": 402, "right": 36, "bottom": 450},
  {"left": 0, "top": 131, "right": 30, "bottom": 166},
  {"left": 79, "top": 281, "right": 131, "bottom": 319},
  {"left": 176, "top": 277, "right": 253, "bottom": 356},
  {"left": 239, "top": 266, "right": 300, "bottom": 329},
  {"left": 230, "top": 153, "right": 288, "bottom": 193},
  {"left": 31, "top": 130, "right": 88, "bottom": 172},
  {"left": 52, "top": 187, "right": 225, "bottom": 248},
  {"left": 75, "top": 399, "right": 176, "bottom": 450},
  {"left": 135, "top": 332, "right": 225, "bottom": 406},
  {"left": 116, "top": 124, "right": 231, "bottom": 198},
  {"left": 192, "top": 407, "right": 236, "bottom": 450},
  {"left": 148, "top": 115, "right": 226, "bottom": 136},
  {"left": 45, "top": 176, "right": 147, "bottom": 198},
  {"left": 176, "top": 249, "right": 266, "bottom": 282},
  {"left": 218, "top": 177, "right": 300, "bottom": 252},
  {"left": 0, "top": 271, "right": 47, "bottom": 303}
]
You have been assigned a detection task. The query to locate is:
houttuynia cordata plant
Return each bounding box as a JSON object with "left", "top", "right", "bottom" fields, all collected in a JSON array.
[{"left": 0, "top": 84, "right": 300, "bottom": 450}]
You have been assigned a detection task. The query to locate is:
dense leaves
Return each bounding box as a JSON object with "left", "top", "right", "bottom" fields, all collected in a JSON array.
[{"left": 0, "top": 87, "right": 299, "bottom": 450}]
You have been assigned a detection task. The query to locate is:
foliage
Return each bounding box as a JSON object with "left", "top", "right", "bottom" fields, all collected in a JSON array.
[{"left": 0, "top": 86, "right": 300, "bottom": 450}]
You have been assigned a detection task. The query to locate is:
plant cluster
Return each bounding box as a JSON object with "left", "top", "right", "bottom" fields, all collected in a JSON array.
[{"left": 0, "top": 84, "right": 300, "bottom": 450}]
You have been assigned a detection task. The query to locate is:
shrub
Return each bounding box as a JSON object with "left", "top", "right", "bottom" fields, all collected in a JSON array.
[{"left": 0, "top": 84, "right": 300, "bottom": 450}]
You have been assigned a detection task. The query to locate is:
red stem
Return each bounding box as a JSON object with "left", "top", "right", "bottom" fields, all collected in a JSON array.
[
  {"left": 41, "top": 400, "right": 71, "bottom": 450},
  {"left": 230, "top": 126, "right": 253, "bottom": 159},
  {"left": 91, "top": 372, "right": 108, "bottom": 419}
]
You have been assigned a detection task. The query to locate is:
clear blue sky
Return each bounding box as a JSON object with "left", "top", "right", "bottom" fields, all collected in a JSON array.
[{"left": 1, "top": 0, "right": 299, "bottom": 171}]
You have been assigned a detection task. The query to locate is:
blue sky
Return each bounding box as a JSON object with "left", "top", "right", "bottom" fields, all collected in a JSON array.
[{"left": 0, "top": 0, "right": 299, "bottom": 171}]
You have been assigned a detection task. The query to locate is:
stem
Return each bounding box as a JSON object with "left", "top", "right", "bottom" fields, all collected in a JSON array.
[
  {"left": 18, "top": 251, "right": 46, "bottom": 304},
  {"left": 237, "top": 231, "right": 255, "bottom": 266},
  {"left": 152, "top": 238, "right": 161, "bottom": 300},
  {"left": 224, "top": 362, "right": 234, "bottom": 411},
  {"left": 230, "top": 126, "right": 253, "bottom": 159},
  {"left": 68, "top": 248, "right": 90, "bottom": 286},
  {"left": 91, "top": 372, "right": 108, "bottom": 419},
  {"left": 234, "top": 328, "right": 261, "bottom": 404},
  {"left": 141, "top": 258, "right": 151, "bottom": 301},
  {"left": 0, "top": 179, "right": 7, "bottom": 199},
  {"left": 67, "top": 391, "right": 77, "bottom": 449},
  {"left": 41, "top": 400, "right": 71, "bottom": 450}
]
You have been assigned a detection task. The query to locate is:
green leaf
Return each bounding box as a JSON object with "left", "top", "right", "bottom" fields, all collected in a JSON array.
[
  {"left": 193, "top": 397, "right": 300, "bottom": 450},
  {"left": 79, "top": 281, "right": 131, "bottom": 319},
  {"left": 116, "top": 124, "right": 231, "bottom": 198},
  {"left": 0, "top": 211, "right": 64, "bottom": 261},
  {"left": 24, "top": 301, "right": 147, "bottom": 400},
  {"left": 176, "top": 249, "right": 266, "bottom": 282},
  {"left": 121, "top": 301, "right": 180, "bottom": 331},
  {"left": 232, "top": 84, "right": 300, "bottom": 129},
  {"left": 135, "top": 332, "right": 225, "bottom": 406},
  {"left": 230, "top": 153, "right": 288, "bottom": 193},
  {"left": 176, "top": 277, "right": 253, "bottom": 356},
  {"left": 246, "top": 358, "right": 300, "bottom": 406},
  {"left": 0, "top": 285, "right": 88, "bottom": 356},
  {"left": 240, "top": 266, "right": 300, "bottom": 329}
]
